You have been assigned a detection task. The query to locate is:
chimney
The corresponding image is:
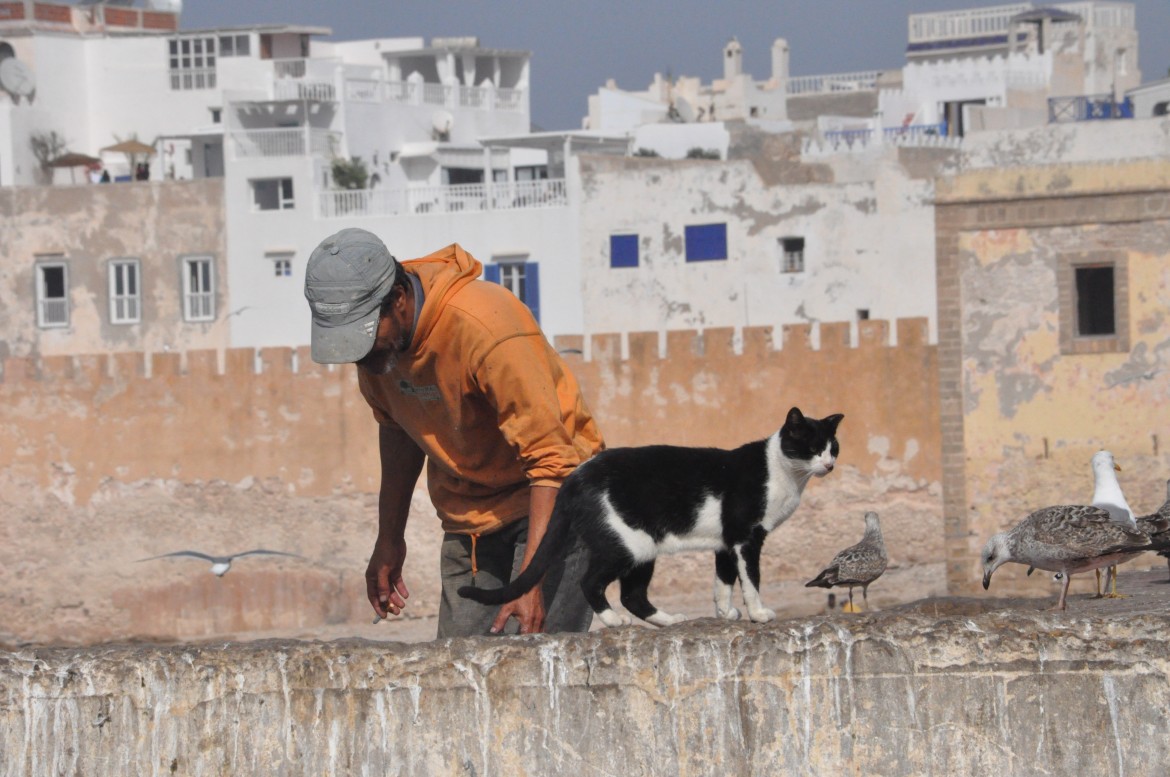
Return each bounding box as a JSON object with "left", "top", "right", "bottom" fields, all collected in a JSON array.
[
  {"left": 723, "top": 37, "right": 743, "bottom": 81},
  {"left": 771, "top": 37, "right": 790, "bottom": 84}
]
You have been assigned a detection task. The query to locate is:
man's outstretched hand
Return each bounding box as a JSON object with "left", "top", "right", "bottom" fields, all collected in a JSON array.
[{"left": 367, "top": 537, "right": 409, "bottom": 619}]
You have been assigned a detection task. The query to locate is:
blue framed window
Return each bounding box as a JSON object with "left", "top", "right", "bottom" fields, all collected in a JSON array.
[
  {"left": 685, "top": 223, "right": 727, "bottom": 262},
  {"left": 610, "top": 234, "right": 639, "bottom": 268},
  {"left": 484, "top": 260, "right": 541, "bottom": 324}
]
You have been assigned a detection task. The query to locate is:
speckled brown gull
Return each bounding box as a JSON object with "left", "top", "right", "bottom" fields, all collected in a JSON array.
[
  {"left": 805, "top": 511, "right": 888, "bottom": 612},
  {"left": 981, "top": 504, "right": 1152, "bottom": 611},
  {"left": 1145, "top": 479, "right": 1170, "bottom": 578},
  {"left": 137, "top": 549, "right": 304, "bottom": 577}
]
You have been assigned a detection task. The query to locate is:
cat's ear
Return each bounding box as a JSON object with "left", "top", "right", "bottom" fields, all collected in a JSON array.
[
  {"left": 785, "top": 407, "right": 805, "bottom": 427},
  {"left": 823, "top": 413, "right": 844, "bottom": 434}
]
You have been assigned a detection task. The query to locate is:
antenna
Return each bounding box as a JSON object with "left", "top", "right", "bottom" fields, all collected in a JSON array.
[
  {"left": 0, "top": 58, "right": 35, "bottom": 98},
  {"left": 431, "top": 110, "right": 454, "bottom": 141}
]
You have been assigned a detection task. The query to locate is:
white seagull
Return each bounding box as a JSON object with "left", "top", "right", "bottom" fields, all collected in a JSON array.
[
  {"left": 1089, "top": 450, "right": 1141, "bottom": 597},
  {"left": 138, "top": 549, "right": 304, "bottom": 577}
]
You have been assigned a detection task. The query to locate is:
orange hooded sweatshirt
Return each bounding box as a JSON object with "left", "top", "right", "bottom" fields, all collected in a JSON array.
[{"left": 358, "top": 244, "right": 604, "bottom": 535}]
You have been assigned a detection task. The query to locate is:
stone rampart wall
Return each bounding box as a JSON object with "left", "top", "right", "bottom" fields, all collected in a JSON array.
[{"left": 3, "top": 608, "right": 1168, "bottom": 776}]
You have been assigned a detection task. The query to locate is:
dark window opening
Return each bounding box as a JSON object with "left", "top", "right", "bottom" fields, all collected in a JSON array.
[
  {"left": 1075, "top": 265, "right": 1115, "bottom": 336},
  {"left": 443, "top": 167, "right": 484, "bottom": 185}
]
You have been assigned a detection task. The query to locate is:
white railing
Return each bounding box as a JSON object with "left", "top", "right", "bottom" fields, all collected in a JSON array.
[
  {"left": 318, "top": 179, "right": 567, "bottom": 219},
  {"left": 273, "top": 58, "right": 307, "bottom": 79},
  {"left": 909, "top": 3, "right": 1030, "bottom": 43},
  {"left": 344, "top": 79, "right": 527, "bottom": 111},
  {"left": 228, "top": 128, "right": 341, "bottom": 159},
  {"left": 1057, "top": 1, "right": 1134, "bottom": 29},
  {"left": 274, "top": 81, "right": 336, "bottom": 101},
  {"left": 38, "top": 298, "right": 68, "bottom": 328},
  {"left": 786, "top": 70, "right": 882, "bottom": 95}
]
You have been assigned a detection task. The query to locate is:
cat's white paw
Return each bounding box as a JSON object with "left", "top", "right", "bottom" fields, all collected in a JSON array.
[
  {"left": 647, "top": 611, "right": 687, "bottom": 627},
  {"left": 597, "top": 608, "right": 630, "bottom": 628},
  {"left": 717, "top": 606, "right": 741, "bottom": 621},
  {"left": 747, "top": 607, "right": 776, "bottom": 623}
]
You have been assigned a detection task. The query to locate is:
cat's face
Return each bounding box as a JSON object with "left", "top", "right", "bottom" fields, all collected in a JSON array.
[{"left": 780, "top": 407, "right": 843, "bottom": 477}]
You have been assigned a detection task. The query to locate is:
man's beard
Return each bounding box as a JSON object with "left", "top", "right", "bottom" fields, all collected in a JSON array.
[
  {"left": 356, "top": 330, "right": 411, "bottom": 375},
  {"left": 356, "top": 347, "right": 397, "bottom": 375}
]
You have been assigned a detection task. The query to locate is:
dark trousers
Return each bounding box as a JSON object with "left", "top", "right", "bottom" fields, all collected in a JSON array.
[{"left": 437, "top": 518, "right": 593, "bottom": 637}]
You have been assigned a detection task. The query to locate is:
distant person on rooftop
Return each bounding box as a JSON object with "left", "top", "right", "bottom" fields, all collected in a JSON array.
[{"left": 304, "top": 228, "right": 603, "bottom": 637}]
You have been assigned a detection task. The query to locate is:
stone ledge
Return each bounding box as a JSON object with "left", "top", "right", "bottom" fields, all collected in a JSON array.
[{"left": 4, "top": 570, "right": 1170, "bottom": 776}]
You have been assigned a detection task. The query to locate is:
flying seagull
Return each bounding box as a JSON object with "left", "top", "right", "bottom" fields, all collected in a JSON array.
[
  {"left": 981, "top": 504, "right": 1151, "bottom": 611},
  {"left": 137, "top": 549, "right": 304, "bottom": 577},
  {"left": 805, "top": 511, "right": 888, "bottom": 612}
]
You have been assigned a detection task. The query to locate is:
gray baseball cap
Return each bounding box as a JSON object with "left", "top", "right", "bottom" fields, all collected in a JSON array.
[{"left": 304, "top": 228, "right": 397, "bottom": 363}]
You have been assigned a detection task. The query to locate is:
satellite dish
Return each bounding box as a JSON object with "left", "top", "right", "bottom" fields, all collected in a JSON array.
[
  {"left": 0, "top": 58, "right": 35, "bottom": 98},
  {"left": 673, "top": 96, "right": 696, "bottom": 123},
  {"left": 431, "top": 110, "right": 454, "bottom": 140}
]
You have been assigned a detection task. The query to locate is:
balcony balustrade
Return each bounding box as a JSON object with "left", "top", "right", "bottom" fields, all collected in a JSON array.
[
  {"left": 228, "top": 128, "right": 341, "bottom": 159},
  {"left": 341, "top": 78, "right": 525, "bottom": 111},
  {"left": 318, "top": 179, "right": 566, "bottom": 219},
  {"left": 786, "top": 71, "right": 881, "bottom": 95}
]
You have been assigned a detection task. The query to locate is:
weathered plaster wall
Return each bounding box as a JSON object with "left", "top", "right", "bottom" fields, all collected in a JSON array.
[
  {"left": 0, "top": 179, "right": 227, "bottom": 360},
  {"left": 576, "top": 126, "right": 940, "bottom": 339},
  {"left": 937, "top": 159, "right": 1170, "bottom": 596},
  {"left": 0, "top": 320, "right": 945, "bottom": 645},
  {"left": 4, "top": 608, "right": 1170, "bottom": 776}
]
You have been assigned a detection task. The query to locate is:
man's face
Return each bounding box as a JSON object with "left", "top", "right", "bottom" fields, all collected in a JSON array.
[{"left": 356, "top": 288, "right": 411, "bottom": 375}]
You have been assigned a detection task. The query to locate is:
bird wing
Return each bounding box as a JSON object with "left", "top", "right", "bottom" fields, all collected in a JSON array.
[
  {"left": 829, "top": 544, "right": 888, "bottom": 585},
  {"left": 1022, "top": 505, "right": 1149, "bottom": 557},
  {"left": 231, "top": 549, "right": 304, "bottom": 560},
  {"left": 137, "top": 550, "right": 218, "bottom": 563},
  {"left": 805, "top": 564, "right": 840, "bottom": 588}
]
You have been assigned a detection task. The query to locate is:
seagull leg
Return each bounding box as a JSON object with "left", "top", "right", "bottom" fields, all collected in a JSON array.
[
  {"left": 1103, "top": 565, "right": 1129, "bottom": 599},
  {"left": 1093, "top": 569, "right": 1104, "bottom": 598},
  {"left": 1053, "top": 572, "right": 1072, "bottom": 611},
  {"left": 842, "top": 586, "right": 860, "bottom": 614}
]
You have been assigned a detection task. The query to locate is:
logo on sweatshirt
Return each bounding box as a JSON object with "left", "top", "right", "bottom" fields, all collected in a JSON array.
[{"left": 397, "top": 379, "right": 440, "bottom": 401}]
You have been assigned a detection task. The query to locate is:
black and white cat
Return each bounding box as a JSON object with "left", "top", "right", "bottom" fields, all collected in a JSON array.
[{"left": 459, "top": 407, "right": 843, "bottom": 627}]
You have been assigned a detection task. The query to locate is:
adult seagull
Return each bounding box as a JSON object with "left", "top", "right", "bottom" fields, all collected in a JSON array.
[{"left": 138, "top": 549, "right": 304, "bottom": 577}]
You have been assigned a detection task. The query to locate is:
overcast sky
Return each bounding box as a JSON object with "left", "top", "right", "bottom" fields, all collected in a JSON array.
[{"left": 179, "top": 1, "right": 1170, "bottom": 131}]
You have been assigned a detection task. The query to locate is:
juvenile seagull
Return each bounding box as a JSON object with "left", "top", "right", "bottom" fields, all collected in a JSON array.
[
  {"left": 1090, "top": 450, "right": 1142, "bottom": 597},
  {"left": 805, "top": 511, "right": 888, "bottom": 612},
  {"left": 981, "top": 504, "right": 1151, "bottom": 611},
  {"left": 1143, "top": 479, "right": 1170, "bottom": 579},
  {"left": 138, "top": 549, "right": 304, "bottom": 577}
]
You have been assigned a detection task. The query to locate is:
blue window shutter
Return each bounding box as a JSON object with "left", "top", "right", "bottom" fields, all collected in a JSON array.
[
  {"left": 483, "top": 264, "right": 500, "bottom": 283},
  {"left": 610, "top": 234, "right": 639, "bottom": 268},
  {"left": 685, "top": 223, "right": 727, "bottom": 262},
  {"left": 524, "top": 262, "right": 540, "bottom": 324}
]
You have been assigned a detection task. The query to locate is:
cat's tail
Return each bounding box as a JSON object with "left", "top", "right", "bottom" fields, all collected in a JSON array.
[{"left": 456, "top": 479, "right": 578, "bottom": 606}]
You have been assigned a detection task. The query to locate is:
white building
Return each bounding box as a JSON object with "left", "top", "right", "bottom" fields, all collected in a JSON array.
[{"left": 0, "top": 0, "right": 1163, "bottom": 363}]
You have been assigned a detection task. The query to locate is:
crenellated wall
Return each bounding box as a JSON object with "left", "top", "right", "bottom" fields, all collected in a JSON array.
[{"left": 0, "top": 317, "right": 940, "bottom": 505}]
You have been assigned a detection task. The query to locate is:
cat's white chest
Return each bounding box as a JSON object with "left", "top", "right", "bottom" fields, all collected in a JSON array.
[{"left": 762, "top": 435, "right": 806, "bottom": 531}]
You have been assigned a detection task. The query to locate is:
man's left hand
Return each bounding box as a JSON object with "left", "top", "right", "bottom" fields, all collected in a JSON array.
[{"left": 490, "top": 587, "right": 546, "bottom": 634}]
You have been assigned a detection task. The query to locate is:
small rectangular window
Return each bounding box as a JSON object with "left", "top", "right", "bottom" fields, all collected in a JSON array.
[
  {"left": 36, "top": 260, "right": 69, "bottom": 328},
  {"left": 484, "top": 255, "right": 540, "bottom": 323},
  {"left": 685, "top": 223, "right": 727, "bottom": 262},
  {"left": 1058, "top": 251, "right": 1127, "bottom": 355},
  {"left": 1075, "top": 266, "right": 1115, "bottom": 336},
  {"left": 267, "top": 251, "right": 294, "bottom": 278},
  {"left": 610, "top": 234, "right": 639, "bottom": 268},
  {"left": 780, "top": 237, "right": 805, "bottom": 273},
  {"left": 252, "top": 178, "right": 295, "bottom": 211},
  {"left": 109, "top": 259, "right": 141, "bottom": 324},
  {"left": 182, "top": 255, "right": 215, "bottom": 322}
]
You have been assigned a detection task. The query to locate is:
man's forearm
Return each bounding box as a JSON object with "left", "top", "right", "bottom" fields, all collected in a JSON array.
[
  {"left": 377, "top": 425, "right": 425, "bottom": 540},
  {"left": 520, "top": 484, "right": 558, "bottom": 569}
]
